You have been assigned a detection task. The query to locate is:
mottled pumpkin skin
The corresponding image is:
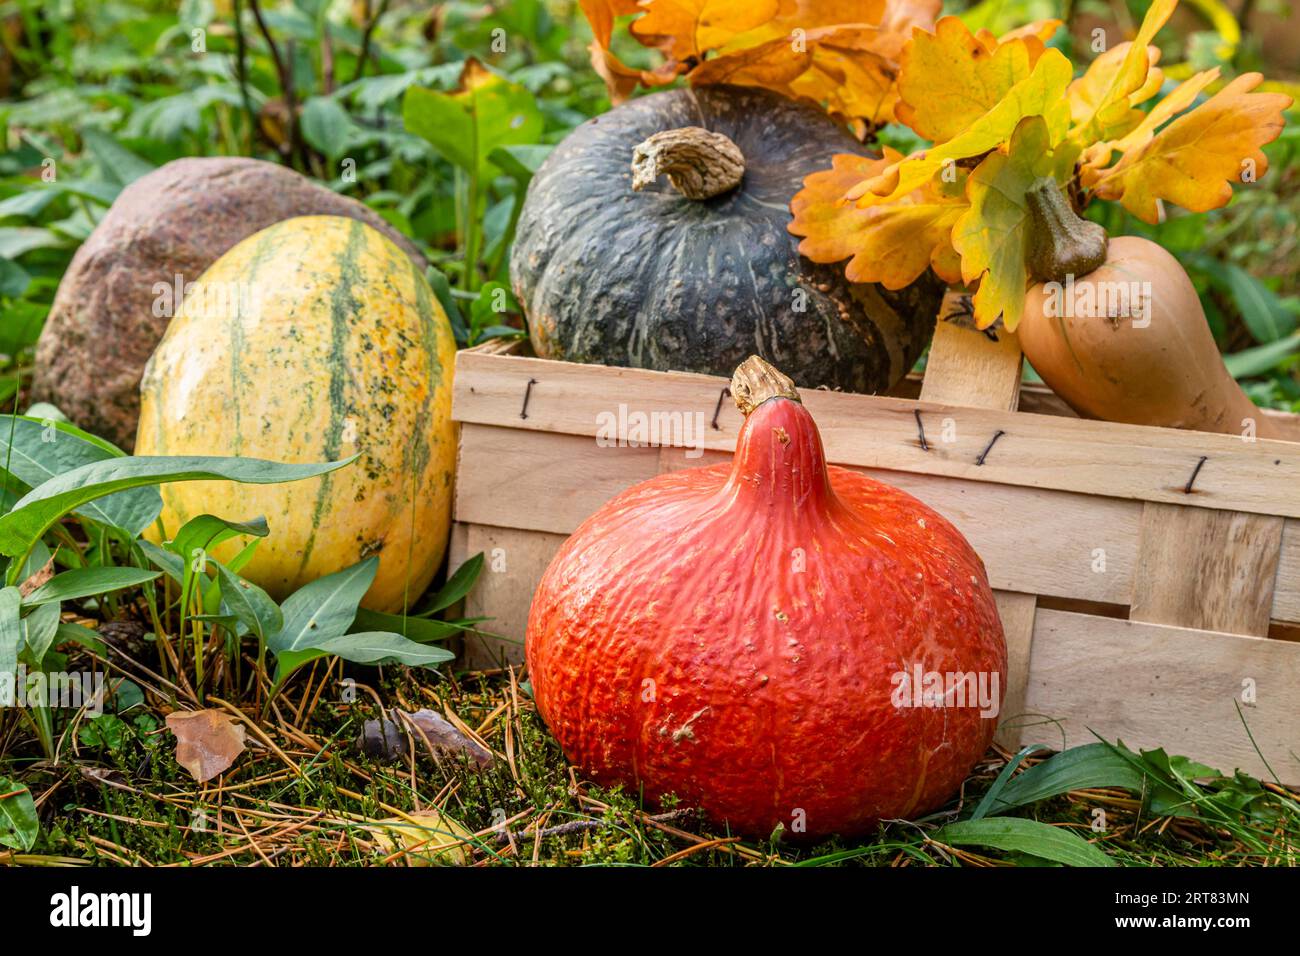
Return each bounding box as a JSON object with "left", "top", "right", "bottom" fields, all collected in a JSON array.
[
  {"left": 511, "top": 85, "right": 943, "bottom": 393},
  {"left": 136, "top": 216, "right": 456, "bottom": 612},
  {"left": 527, "top": 398, "right": 1005, "bottom": 838}
]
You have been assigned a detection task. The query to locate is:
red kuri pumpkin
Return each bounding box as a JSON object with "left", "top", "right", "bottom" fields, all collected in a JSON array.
[{"left": 527, "top": 357, "right": 1007, "bottom": 838}]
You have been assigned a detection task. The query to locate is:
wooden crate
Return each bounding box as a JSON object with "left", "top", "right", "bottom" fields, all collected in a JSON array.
[{"left": 448, "top": 312, "right": 1300, "bottom": 783}]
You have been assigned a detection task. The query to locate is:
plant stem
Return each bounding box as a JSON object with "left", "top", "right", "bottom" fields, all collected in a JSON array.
[
  {"left": 232, "top": 0, "right": 257, "bottom": 153},
  {"left": 352, "top": 0, "right": 393, "bottom": 84}
]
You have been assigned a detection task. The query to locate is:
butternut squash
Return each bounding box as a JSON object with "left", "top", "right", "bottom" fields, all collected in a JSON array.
[{"left": 1018, "top": 180, "right": 1281, "bottom": 440}]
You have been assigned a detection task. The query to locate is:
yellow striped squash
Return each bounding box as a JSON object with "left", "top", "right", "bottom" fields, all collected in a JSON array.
[{"left": 137, "top": 215, "right": 456, "bottom": 612}]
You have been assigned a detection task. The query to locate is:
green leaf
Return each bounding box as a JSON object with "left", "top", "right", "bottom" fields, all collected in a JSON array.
[
  {"left": 269, "top": 557, "right": 455, "bottom": 693},
  {"left": 0, "top": 587, "right": 19, "bottom": 705},
  {"left": 427, "top": 266, "right": 468, "bottom": 343},
  {"left": 0, "top": 776, "right": 38, "bottom": 851},
  {"left": 139, "top": 540, "right": 185, "bottom": 587},
  {"left": 468, "top": 282, "right": 520, "bottom": 344},
  {"left": 0, "top": 257, "right": 30, "bottom": 297},
  {"left": 80, "top": 128, "right": 155, "bottom": 187},
  {"left": 215, "top": 562, "right": 282, "bottom": 645},
  {"left": 989, "top": 742, "right": 1150, "bottom": 814},
  {"left": 276, "top": 632, "right": 453, "bottom": 675},
  {"left": 970, "top": 744, "right": 1049, "bottom": 820},
  {"left": 0, "top": 226, "right": 64, "bottom": 258},
  {"left": 19, "top": 601, "right": 60, "bottom": 665},
  {"left": 0, "top": 415, "right": 160, "bottom": 535},
  {"left": 1223, "top": 264, "right": 1296, "bottom": 343},
  {"left": 0, "top": 301, "right": 44, "bottom": 355},
  {"left": 271, "top": 556, "right": 379, "bottom": 655},
  {"left": 352, "top": 608, "right": 463, "bottom": 643},
  {"left": 300, "top": 96, "right": 357, "bottom": 160},
  {"left": 1225, "top": 332, "right": 1300, "bottom": 380},
  {"left": 402, "top": 61, "right": 543, "bottom": 179},
  {"left": 21, "top": 567, "right": 161, "bottom": 607},
  {"left": 931, "top": 817, "right": 1116, "bottom": 867},
  {"left": 418, "top": 552, "right": 484, "bottom": 616},
  {"left": 0, "top": 454, "right": 356, "bottom": 565},
  {"left": 168, "top": 514, "right": 269, "bottom": 563},
  {"left": 55, "top": 621, "right": 105, "bottom": 656},
  {"left": 487, "top": 143, "right": 551, "bottom": 183}
]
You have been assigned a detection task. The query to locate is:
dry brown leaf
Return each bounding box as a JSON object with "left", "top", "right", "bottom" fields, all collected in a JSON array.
[
  {"left": 166, "top": 709, "right": 247, "bottom": 783},
  {"left": 17, "top": 557, "right": 55, "bottom": 598}
]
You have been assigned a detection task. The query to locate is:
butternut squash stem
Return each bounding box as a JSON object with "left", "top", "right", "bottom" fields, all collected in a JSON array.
[
  {"left": 1024, "top": 176, "right": 1109, "bottom": 284},
  {"left": 631, "top": 126, "right": 745, "bottom": 200}
]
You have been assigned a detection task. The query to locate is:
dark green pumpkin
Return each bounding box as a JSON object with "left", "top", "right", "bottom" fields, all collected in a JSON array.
[{"left": 510, "top": 85, "right": 944, "bottom": 393}]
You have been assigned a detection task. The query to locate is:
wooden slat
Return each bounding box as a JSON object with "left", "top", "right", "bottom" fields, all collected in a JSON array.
[
  {"left": 463, "top": 427, "right": 1142, "bottom": 606},
  {"left": 918, "top": 316, "right": 1025, "bottom": 410},
  {"left": 1021, "top": 609, "right": 1300, "bottom": 783},
  {"left": 454, "top": 422, "right": 660, "bottom": 535},
  {"left": 1130, "top": 504, "right": 1284, "bottom": 637},
  {"left": 992, "top": 591, "right": 1037, "bottom": 751},
  {"left": 918, "top": 315, "right": 1038, "bottom": 751},
  {"left": 453, "top": 350, "right": 1300, "bottom": 519},
  {"left": 1275, "top": 520, "right": 1300, "bottom": 625},
  {"left": 453, "top": 523, "right": 568, "bottom": 668}
]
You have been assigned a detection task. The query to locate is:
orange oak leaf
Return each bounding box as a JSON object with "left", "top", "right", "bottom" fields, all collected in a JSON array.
[
  {"left": 1090, "top": 72, "right": 1293, "bottom": 223},
  {"left": 631, "top": 0, "right": 783, "bottom": 61},
  {"left": 580, "top": 0, "right": 643, "bottom": 45},
  {"left": 580, "top": 0, "right": 681, "bottom": 103},
  {"left": 580, "top": 0, "right": 938, "bottom": 124},
  {"left": 790, "top": 148, "right": 966, "bottom": 289}
]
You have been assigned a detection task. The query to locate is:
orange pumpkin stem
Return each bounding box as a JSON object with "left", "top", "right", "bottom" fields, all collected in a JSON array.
[{"left": 731, "top": 355, "right": 800, "bottom": 415}]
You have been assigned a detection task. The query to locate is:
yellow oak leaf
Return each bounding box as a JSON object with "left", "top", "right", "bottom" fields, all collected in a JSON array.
[
  {"left": 789, "top": 148, "right": 967, "bottom": 288},
  {"left": 580, "top": 0, "right": 643, "bottom": 46},
  {"left": 951, "top": 115, "right": 1062, "bottom": 331},
  {"left": 1067, "top": 0, "right": 1176, "bottom": 145},
  {"left": 895, "top": 16, "right": 1035, "bottom": 143},
  {"left": 1078, "top": 67, "right": 1219, "bottom": 186},
  {"left": 1090, "top": 72, "right": 1293, "bottom": 223},
  {"left": 1069, "top": 44, "right": 1166, "bottom": 127},
  {"left": 973, "top": 19, "right": 1062, "bottom": 67},
  {"left": 858, "top": 46, "right": 1073, "bottom": 207},
  {"left": 689, "top": 32, "right": 815, "bottom": 88}
]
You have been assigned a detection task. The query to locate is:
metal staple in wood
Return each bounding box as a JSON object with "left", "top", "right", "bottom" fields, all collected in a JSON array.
[{"left": 520, "top": 378, "right": 538, "bottom": 420}]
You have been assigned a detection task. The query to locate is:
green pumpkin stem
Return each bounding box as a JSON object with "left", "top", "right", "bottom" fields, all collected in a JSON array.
[
  {"left": 1024, "top": 176, "right": 1109, "bottom": 284},
  {"left": 732, "top": 355, "right": 800, "bottom": 416},
  {"left": 631, "top": 126, "right": 745, "bottom": 201}
]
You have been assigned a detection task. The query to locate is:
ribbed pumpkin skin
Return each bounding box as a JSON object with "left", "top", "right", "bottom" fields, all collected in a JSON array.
[
  {"left": 511, "top": 85, "right": 943, "bottom": 394},
  {"left": 136, "top": 216, "right": 456, "bottom": 612},
  {"left": 527, "top": 397, "right": 1005, "bottom": 838}
]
